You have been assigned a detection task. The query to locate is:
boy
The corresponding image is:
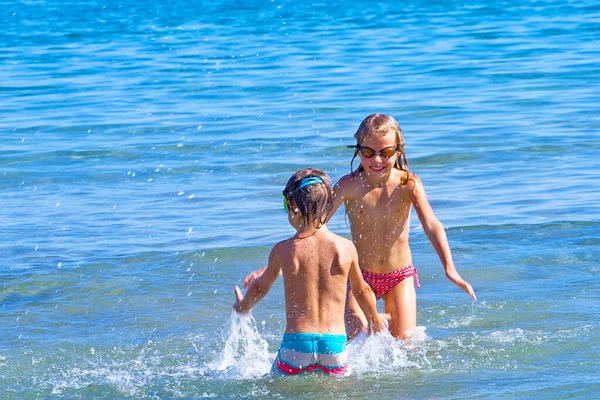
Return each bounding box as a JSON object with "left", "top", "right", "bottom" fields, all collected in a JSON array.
[{"left": 233, "top": 168, "right": 386, "bottom": 376}]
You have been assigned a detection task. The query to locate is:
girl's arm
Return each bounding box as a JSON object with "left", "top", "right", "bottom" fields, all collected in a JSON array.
[
  {"left": 234, "top": 246, "right": 283, "bottom": 313},
  {"left": 409, "top": 174, "right": 477, "bottom": 301},
  {"left": 329, "top": 178, "right": 347, "bottom": 220}
]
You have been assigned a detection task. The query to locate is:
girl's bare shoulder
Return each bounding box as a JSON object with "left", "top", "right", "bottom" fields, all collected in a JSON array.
[
  {"left": 338, "top": 171, "right": 363, "bottom": 185},
  {"left": 335, "top": 172, "right": 362, "bottom": 196},
  {"left": 397, "top": 170, "right": 422, "bottom": 189}
]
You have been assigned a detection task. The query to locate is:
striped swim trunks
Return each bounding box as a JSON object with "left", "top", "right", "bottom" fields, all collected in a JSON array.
[{"left": 273, "top": 333, "right": 348, "bottom": 376}]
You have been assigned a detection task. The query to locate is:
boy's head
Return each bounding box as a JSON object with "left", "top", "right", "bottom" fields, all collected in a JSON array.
[{"left": 283, "top": 168, "right": 333, "bottom": 229}]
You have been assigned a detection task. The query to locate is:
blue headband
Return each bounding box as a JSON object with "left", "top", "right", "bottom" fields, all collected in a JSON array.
[{"left": 294, "top": 176, "right": 324, "bottom": 192}]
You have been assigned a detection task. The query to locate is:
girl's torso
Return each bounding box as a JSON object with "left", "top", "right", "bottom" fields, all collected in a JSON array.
[{"left": 342, "top": 169, "right": 415, "bottom": 273}]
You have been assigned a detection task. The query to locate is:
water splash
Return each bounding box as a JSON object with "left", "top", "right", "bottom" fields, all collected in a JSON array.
[
  {"left": 208, "top": 311, "right": 273, "bottom": 379},
  {"left": 347, "top": 326, "right": 431, "bottom": 376},
  {"left": 33, "top": 339, "right": 209, "bottom": 397}
]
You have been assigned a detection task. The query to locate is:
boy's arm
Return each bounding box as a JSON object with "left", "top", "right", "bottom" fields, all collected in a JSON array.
[
  {"left": 408, "top": 174, "right": 477, "bottom": 301},
  {"left": 347, "top": 247, "right": 387, "bottom": 333},
  {"left": 234, "top": 246, "right": 283, "bottom": 313},
  {"left": 242, "top": 266, "right": 269, "bottom": 289}
]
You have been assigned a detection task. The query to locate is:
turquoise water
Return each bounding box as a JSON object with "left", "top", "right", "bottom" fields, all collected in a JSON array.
[{"left": 1, "top": 0, "right": 599, "bottom": 398}]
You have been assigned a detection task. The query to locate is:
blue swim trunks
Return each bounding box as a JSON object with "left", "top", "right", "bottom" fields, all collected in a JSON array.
[{"left": 273, "top": 333, "right": 348, "bottom": 376}]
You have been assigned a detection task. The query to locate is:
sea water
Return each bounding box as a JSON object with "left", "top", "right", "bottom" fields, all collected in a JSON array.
[{"left": 1, "top": 0, "right": 599, "bottom": 398}]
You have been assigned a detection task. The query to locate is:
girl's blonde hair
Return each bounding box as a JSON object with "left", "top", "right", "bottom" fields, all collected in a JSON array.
[
  {"left": 350, "top": 113, "right": 410, "bottom": 184},
  {"left": 283, "top": 168, "right": 333, "bottom": 229}
]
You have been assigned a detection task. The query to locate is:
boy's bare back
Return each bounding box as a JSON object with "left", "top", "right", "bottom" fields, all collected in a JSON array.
[{"left": 272, "top": 226, "right": 357, "bottom": 335}]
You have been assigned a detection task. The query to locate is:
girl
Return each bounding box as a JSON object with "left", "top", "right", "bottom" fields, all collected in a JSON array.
[
  {"left": 335, "top": 113, "right": 476, "bottom": 339},
  {"left": 244, "top": 114, "right": 476, "bottom": 340}
]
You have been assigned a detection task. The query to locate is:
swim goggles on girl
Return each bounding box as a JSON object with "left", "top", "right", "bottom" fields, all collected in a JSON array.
[
  {"left": 347, "top": 145, "right": 399, "bottom": 159},
  {"left": 282, "top": 176, "right": 324, "bottom": 213}
]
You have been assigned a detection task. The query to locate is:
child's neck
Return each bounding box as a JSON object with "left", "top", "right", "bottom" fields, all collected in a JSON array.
[
  {"left": 363, "top": 171, "right": 391, "bottom": 188},
  {"left": 294, "top": 224, "right": 327, "bottom": 239}
]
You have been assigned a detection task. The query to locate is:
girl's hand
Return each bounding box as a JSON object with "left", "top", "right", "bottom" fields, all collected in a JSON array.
[
  {"left": 446, "top": 270, "right": 477, "bottom": 301},
  {"left": 458, "top": 281, "right": 476, "bottom": 301},
  {"left": 455, "top": 279, "right": 477, "bottom": 301}
]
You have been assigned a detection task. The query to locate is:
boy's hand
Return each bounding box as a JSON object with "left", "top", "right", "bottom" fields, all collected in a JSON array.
[
  {"left": 243, "top": 266, "right": 267, "bottom": 289},
  {"left": 233, "top": 285, "right": 249, "bottom": 313}
]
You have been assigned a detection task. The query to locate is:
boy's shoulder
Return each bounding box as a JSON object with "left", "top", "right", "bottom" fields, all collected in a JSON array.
[
  {"left": 269, "top": 237, "right": 292, "bottom": 259},
  {"left": 273, "top": 236, "right": 295, "bottom": 251},
  {"left": 328, "top": 231, "right": 357, "bottom": 254}
]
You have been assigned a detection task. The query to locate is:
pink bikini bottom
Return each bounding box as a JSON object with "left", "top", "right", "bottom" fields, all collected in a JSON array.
[{"left": 361, "top": 265, "right": 420, "bottom": 299}]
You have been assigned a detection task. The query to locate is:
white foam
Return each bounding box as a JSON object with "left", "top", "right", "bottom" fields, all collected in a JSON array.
[
  {"left": 208, "top": 311, "right": 273, "bottom": 379},
  {"left": 347, "top": 326, "right": 431, "bottom": 376}
]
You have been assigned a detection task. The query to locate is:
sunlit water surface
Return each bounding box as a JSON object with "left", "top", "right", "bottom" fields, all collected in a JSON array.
[{"left": 1, "top": 0, "right": 599, "bottom": 398}]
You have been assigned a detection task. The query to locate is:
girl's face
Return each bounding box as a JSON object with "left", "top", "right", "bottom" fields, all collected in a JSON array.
[{"left": 358, "top": 132, "right": 398, "bottom": 179}]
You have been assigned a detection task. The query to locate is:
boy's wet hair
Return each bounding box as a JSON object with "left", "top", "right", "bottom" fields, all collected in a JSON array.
[
  {"left": 350, "top": 113, "right": 410, "bottom": 184},
  {"left": 283, "top": 168, "right": 333, "bottom": 229}
]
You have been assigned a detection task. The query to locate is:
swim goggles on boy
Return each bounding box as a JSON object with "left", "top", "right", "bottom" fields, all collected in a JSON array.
[
  {"left": 347, "top": 145, "right": 399, "bottom": 159},
  {"left": 282, "top": 176, "right": 324, "bottom": 213}
]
